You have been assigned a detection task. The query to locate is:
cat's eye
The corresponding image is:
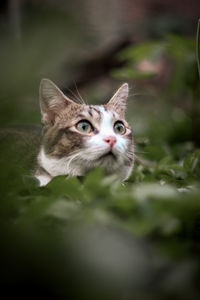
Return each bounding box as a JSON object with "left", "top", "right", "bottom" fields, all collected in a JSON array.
[
  {"left": 114, "top": 121, "right": 126, "bottom": 135},
  {"left": 76, "top": 120, "right": 93, "bottom": 134}
]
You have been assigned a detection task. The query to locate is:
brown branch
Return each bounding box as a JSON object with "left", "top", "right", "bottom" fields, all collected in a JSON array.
[{"left": 63, "top": 37, "right": 133, "bottom": 93}]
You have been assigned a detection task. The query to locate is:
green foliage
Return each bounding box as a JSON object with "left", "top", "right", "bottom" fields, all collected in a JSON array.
[
  {"left": 1, "top": 144, "right": 200, "bottom": 246},
  {"left": 112, "top": 40, "right": 166, "bottom": 80},
  {"left": 112, "top": 34, "right": 198, "bottom": 96}
]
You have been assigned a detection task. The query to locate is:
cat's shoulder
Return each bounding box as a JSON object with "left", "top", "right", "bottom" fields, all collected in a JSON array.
[{"left": 0, "top": 124, "right": 42, "bottom": 171}]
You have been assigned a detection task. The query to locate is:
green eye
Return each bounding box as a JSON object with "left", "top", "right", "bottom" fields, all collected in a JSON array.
[
  {"left": 114, "top": 121, "right": 126, "bottom": 135},
  {"left": 76, "top": 120, "right": 93, "bottom": 133}
]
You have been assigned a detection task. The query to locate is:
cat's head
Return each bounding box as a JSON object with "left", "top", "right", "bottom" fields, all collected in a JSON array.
[{"left": 39, "top": 79, "right": 134, "bottom": 180}]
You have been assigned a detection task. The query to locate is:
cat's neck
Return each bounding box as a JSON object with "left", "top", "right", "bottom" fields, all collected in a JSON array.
[{"left": 35, "top": 146, "right": 87, "bottom": 186}]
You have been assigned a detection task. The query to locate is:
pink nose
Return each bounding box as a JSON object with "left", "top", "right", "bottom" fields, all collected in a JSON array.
[{"left": 103, "top": 136, "right": 117, "bottom": 148}]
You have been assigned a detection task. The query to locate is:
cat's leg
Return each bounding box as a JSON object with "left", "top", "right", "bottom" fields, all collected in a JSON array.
[{"left": 34, "top": 167, "right": 52, "bottom": 186}]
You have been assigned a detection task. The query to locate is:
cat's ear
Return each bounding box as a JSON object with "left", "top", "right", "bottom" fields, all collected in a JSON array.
[
  {"left": 106, "top": 83, "right": 129, "bottom": 117},
  {"left": 39, "top": 78, "right": 78, "bottom": 125}
]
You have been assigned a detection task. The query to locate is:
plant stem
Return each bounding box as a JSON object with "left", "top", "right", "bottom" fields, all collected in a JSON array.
[{"left": 196, "top": 19, "right": 200, "bottom": 79}]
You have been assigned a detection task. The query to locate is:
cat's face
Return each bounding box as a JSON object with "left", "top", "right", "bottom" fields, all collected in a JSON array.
[{"left": 38, "top": 79, "right": 134, "bottom": 181}]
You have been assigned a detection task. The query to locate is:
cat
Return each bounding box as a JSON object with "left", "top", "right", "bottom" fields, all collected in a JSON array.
[{"left": 35, "top": 79, "right": 134, "bottom": 186}]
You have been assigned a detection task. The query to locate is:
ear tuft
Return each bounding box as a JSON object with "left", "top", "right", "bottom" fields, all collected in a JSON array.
[
  {"left": 106, "top": 83, "right": 129, "bottom": 117},
  {"left": 39, "top": 78, "right": 76, "bottom": 125}
]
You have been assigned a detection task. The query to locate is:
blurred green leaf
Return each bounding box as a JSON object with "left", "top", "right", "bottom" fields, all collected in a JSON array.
[{"left": 196, "top": 19, "right": 200, "bottom": 78}]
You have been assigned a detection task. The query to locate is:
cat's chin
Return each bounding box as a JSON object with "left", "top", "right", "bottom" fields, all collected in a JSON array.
[{"left": 98, "top": 151, "right": 117, "bottom": 160}]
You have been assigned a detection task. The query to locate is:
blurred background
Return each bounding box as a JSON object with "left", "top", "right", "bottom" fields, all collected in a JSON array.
[
  {"left": 0, "top": 0, "right": 199, "bottom": 136},
  {"left": 1, "top": 1, "right": 200, "bottom": 299}
]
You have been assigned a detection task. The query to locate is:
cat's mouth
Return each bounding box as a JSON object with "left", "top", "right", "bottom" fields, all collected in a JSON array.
[{"left": 99, "top": 151, "right": 116, "bottom": 160}]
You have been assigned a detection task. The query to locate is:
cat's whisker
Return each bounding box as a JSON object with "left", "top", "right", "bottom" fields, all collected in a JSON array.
[
  {"left": 134, "top": 150, "right": 148, "bottom": 154},
  {"left": 129, "top": 92, "right": 153, "bottom": 98},
  {"left": 73, "top": 80, "right": 85, "bottom": 104},
  {"left": 65, "top": 86, "right": 83, "bottom": 104},
  {"left": 67, "top": 151, "right": 81, "bottom": 170}
]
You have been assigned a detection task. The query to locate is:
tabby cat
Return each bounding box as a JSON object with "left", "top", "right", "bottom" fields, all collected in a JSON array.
[{"left": 35, "top": 79, "right": 134, "bottom": 186}]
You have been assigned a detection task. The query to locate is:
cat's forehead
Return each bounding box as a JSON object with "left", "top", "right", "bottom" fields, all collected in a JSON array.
[
  {"left": 82, "top": 105, "right": 120, "bottom": 120},
  {"left": 80, "top": 105, "right": 103, "bottom": 121},
  {"left": 60, "top": 104, "right": 123, "bottom": 127}
]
